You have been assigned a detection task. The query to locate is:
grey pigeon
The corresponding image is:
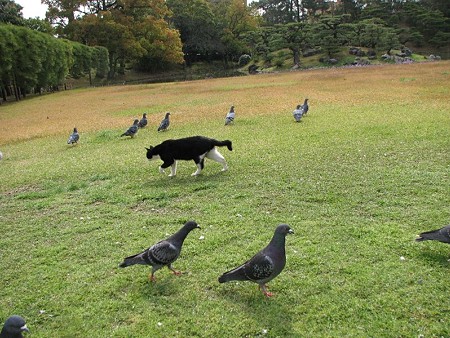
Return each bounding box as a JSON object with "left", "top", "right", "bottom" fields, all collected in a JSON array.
[
  {"left": 138, "top": 113, "right": 148, "bottom": 128},
  {"left": 67, "top": 127, "right": 79, "bottom": 145},
  {"left": 0, "top": 316, "right": 29, "bottom": 338},
  {"left": 225, "top": 106, "right": 235, "bottom": 125},
  {"left": 121, "top": 119, "right": 139, "bottom": 138},
  {"left": 218, "top": 224, "right": 294, "bottom": 297},
  {"left": 416, "top": 224, "right": 450, "bottom": 244},
  {"left": 293, "top": 104, "right": 303, "bottom": 122},
  {"left": 158, "top": 112, "right": 170, "bottom": 132},
  {"left": 301, "top": 98, "right": 309, "bottom": 116},
  {"left": 119, "top": 220, "right": 200, "bottom": 282}
]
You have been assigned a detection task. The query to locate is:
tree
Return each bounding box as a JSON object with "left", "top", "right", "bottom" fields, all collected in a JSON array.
[
  {"left": 0, "top": 24, "right": 17, "bottom": 100},
  {"left": 0, "top": 24, "right": 108, "bottom": 101},
  {"left": 302, "top": 0, "right": 329, "bottom": 19},
  {"left": 352, "top": 19, "right": 400, "bottom": 54},
  {"left": 23, "top": 18, "right": 55, "bottom": 34},
  {"left": 211, "top": 0, "right": 259, "bottom": 65},
  {"left": 255, "top": 0, "right": 304, "bottom": 24},
  {"left": 313, "top": 15, "right": 352, "bottom": 57},
  {"left": 72, "top": 12, "right": 143, "bottom": 78},
  {"left": 0, "top": 0, "right": 23, "bottom": 25},
  {"left": 61, "top": 0, "right": 183, "bottom": 77},
  {"left": 242, "top": 26, "right": 276, "bottom": 63},
  {"left": 167, "top": 0, "right": 221, "bottom": 64},
  {"left": 43, "top": 0, "right": 87, "bottom": 37},
  {"left": 271, "top": 21, "right": 310, "bottom": 66}
]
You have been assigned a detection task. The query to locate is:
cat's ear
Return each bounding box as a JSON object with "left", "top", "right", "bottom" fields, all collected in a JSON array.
[{"left": 145, "top": 146, "right": 153, "bottom": 151}]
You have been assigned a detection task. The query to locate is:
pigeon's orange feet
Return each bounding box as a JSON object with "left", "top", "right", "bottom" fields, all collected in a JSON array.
[
  {"left": 263, "top": 291, "right": 274, "bottom": 297},
  {"left": 260, "top": 284, "right": 274, "bottom": 297}
]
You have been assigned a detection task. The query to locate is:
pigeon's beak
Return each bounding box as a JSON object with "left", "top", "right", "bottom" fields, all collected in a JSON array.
[
  {"left": 288, "top": 229, "right": 294, "bottom": 235},
  {"left": 196, "top": 224, "right": 201, "bottom": 229},
  {"left": 21, "top": 324, "right": 29, "bottom": 333}
]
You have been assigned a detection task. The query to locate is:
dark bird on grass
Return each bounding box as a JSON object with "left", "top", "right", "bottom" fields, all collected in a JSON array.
[
  {"left": 158, "top": 112, "right": 170, "bottom": 132},
  {"left": 0, "top": 316, "right": 29, "bottom": 338},
  {"left": 218, "top": 224, "right": 294, "bottom": 297},
  {"left": 293, "top": 104, "right": 303, "bottom": 122},
  {"left": 301, "top": 98, "right": 309, "bottom": 116},
  {"left": 138, "top": 113, "right": 148, "bottom": 128},
  {"left": 225, "top": 106, "right": 235, "bottom": 125},
  {"left": 67, "top": 127, "right": 79, "bottom": 145},
  {"left": 119, "top": 220, "right": 200, "bottom": 282},
  {"left": 416, "top": 224, "right": 450, "bottom": 244},
  {"left": 121, "top": 119, "right": 139, "bottom": 138}
]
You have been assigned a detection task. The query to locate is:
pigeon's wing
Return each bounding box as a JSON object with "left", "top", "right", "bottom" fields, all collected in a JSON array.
[
  {"left": 67, "top": 133, "right": 79, "bottom": 144},
  {"left": 138, "top": 119, "right": 147, "bottom": 128},
  {"left": 148, "top": 240, "right": 179, "bottom": 265},
  {"left": 158, "top": 119, "right": 168, "bottom": 131},
  {"left": 244, "top": 252, "right": 275, "bottom": 282}
]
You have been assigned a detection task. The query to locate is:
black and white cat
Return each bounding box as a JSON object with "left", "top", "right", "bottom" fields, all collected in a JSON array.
[{"left": 146, "top": 136, "right": 233, "bottom": 177}]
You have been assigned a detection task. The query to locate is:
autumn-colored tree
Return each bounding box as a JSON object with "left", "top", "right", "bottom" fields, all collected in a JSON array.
[{"left": 46, "top": 0, "right": 183, "bottom": 77}]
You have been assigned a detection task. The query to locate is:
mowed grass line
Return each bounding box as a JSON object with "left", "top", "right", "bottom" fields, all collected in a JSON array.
[{"left": 0, "top": 62, "right": 449, "bottom": 337}]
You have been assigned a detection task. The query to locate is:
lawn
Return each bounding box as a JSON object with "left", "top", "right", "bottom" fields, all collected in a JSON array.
[{"left": 0, "top": 61, "right": 449, "bottom": 337}]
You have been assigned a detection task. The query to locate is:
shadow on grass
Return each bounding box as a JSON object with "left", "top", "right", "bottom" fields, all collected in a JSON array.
[
  {"left": 142, "top": 168, "right": 230, "bottom": 187},
  {"left": 137, "top": 273, "right": 185, "bottom": 297},
  {"left": 417, "top": 249, "right": 450, "bottom": 268},
  {"left": 218, "top": 287, "right": 294, "bottom": 336}
]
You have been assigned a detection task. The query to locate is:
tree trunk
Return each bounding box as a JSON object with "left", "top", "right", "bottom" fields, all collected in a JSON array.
[
  {"left": 291, "top": 47, "right": 300, "bottom": 66},
  {"left": 1, "top": 86, "right": 6, "bottom": 102}
]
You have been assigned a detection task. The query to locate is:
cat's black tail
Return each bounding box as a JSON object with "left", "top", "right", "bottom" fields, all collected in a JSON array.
[{"left": 215, "top": 140, "right": 232, "bottom": 151}]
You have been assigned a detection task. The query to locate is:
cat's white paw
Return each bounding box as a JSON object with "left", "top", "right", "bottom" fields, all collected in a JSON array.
[{"left": 159, "top": 167, "right": 165, "bottom": 174}]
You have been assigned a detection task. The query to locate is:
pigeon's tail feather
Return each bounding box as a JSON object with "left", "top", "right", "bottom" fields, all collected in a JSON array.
[
  {"left": 119, "top": 253, "right": 146, "bottom": 268},
  {"left": 218, "top": 265, "right": 247, "bottom": 283},
  {"left": 215, "top": 140, "right": 233, "bottom": 151},
  {"left": 416, "top": 229, "right": 440, "bottom": 242}
]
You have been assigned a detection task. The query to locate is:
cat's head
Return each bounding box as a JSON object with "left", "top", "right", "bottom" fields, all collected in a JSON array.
[{"left": 145, "top": 146, "right": 160, "bottom": 161}]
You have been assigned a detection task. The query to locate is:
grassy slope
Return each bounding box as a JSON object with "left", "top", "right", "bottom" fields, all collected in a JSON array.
[{"left": 0, "top": 62, "right": 449, "bottom": 337}]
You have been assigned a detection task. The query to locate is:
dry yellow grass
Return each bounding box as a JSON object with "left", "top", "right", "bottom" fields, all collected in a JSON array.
[{"left": 1, "top": 61, "right": 449, "bottom": 145}]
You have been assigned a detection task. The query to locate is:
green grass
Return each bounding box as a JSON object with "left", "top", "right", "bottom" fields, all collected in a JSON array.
[{"left": 1, "top": 62, "right": 450, "bottom": 337}]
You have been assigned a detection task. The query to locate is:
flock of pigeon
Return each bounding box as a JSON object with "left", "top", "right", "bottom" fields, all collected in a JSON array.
[
  {"left": 65, "top": 100, "right": 309, "bottom": 146},
  {"left": 2, "top": 223, "right": 449, "bottom": 336},
  {"left": 3, "top": 98, "right": 449, "bottom": 336},
  {"left": 67, "top": 111, "right": 171, "bottom": 145}
]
